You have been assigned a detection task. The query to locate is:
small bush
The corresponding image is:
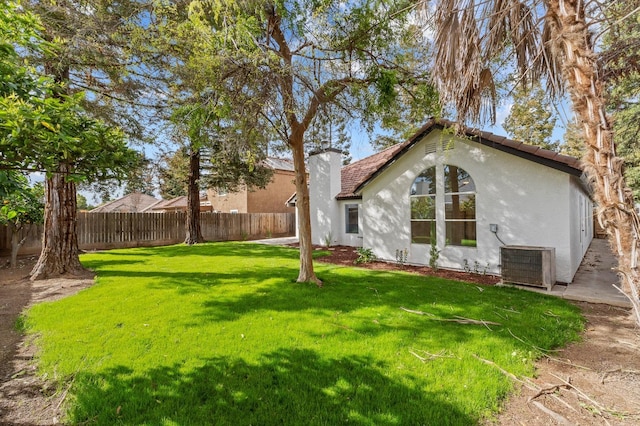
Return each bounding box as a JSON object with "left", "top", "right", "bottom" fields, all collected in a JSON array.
[{"left": 354, "top": 247, "right": 376, "bottom": 264}]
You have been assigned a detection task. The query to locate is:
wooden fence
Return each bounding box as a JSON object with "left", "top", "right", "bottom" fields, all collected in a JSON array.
[{"left": 0, "top": 211, "right": 296, "bottom": 257}]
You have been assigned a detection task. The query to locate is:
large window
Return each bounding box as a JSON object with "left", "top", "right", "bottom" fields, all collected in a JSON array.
[
  {"left": 444, "top": 166, "right": 476, "bottom": 247},
  {"left": 410, "top": 167, "right": 436, "bottom": 244},
  {"left": 345, "top": 204, "right": 359, "bottom": 234},
  {"left": 410, "top": 165, "right": 476, "bottom": 247}
]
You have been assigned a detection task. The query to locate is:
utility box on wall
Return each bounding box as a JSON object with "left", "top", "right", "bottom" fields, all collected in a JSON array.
[{"left": 501, "top": 246, "right": 556, "bottom": 290}]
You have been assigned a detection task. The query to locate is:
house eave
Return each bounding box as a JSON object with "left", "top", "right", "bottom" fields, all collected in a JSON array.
[
  {"left": 335, "top": 194, "right": 363, "bottom": 201},
  {"left": 352, "top": 118, "right": 583, "bottom": 195}
]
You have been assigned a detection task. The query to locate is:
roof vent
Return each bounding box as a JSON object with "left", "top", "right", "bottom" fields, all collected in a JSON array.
[
  {"left": 424, "top": 140, "right": 437, "bottom": 155},
  {"left": 501, "top": 246, "right": 556, "bottom": 290}
]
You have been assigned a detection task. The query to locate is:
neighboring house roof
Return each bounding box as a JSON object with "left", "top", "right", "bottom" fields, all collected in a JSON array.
[
  {"left": 336, "top": 118, "right": 583, "bottom": 199},
  {"left": 285, "top": 192, "right": 297, "bottom": 207},
  {"left": 264, "top": 157, "right": 295, "bottom": 172},
  {"left": 145, "top": 194, "right": 211, "bottom": 212},
  {"left": 144, "top": 196, "right": 186, "bottom": 211},
  {"left": 90, "top": 192, "right": 159, "bottom": 213}
]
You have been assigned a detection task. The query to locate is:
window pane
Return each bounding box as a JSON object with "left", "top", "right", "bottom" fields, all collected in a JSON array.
[
  {"left": 411, "top": 167, "right": 436, "bottom": 195},
  {"left": 445, "top": 194, "right": 476, "bottom": 219},
  {"left": 445, "top": 221, "right": 476, "bottom": 247},
  {"left": 411, "top": 220, "right": 435, "bottom": 244},
  {"left": 345, "top": 204, "right": 358, "bottom": 234},
  {"left": 444, "top": 165, "right": 475, "bottom": 193},
  {"left": 411, "top": 196, "right": 435, "bottom": 219}
]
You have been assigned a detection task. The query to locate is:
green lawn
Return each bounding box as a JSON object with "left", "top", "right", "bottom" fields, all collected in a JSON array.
[{"left": 23, "top": 242, "right": 584, "bottom": 425}]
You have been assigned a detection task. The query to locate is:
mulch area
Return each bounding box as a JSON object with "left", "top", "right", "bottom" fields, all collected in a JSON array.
[{"left": 311, "top": 245, "right": 501, "bottom": 285}]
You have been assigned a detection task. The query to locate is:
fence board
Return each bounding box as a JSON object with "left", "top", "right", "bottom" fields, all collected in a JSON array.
[{"left": 1, "top": 211, "right": 295, "bottom": 257}]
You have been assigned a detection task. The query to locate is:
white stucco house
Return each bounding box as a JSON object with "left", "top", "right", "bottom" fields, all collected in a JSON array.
[{"left": 307, "top": 118, "right": 593, "bottom": 284}]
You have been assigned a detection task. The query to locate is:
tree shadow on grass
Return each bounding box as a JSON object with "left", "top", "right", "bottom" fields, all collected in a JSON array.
[{"left": 68, "top": 348, "right": 475, "bottom": 426}]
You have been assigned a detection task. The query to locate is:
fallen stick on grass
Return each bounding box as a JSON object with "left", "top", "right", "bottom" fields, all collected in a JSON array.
[
  {"left": 399, "top": 307, "right": 501, "bottom": 326},
  {"left": 409, "top": 348, "right": 457, "bottom": 363}
]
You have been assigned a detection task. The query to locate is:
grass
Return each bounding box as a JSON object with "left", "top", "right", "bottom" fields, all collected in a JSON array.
[{"left": 23, "top": 242, "right": 584, "bottom": 425}]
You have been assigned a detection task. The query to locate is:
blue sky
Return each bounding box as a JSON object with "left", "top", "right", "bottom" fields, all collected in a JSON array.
[{"left": 348, "top": 98, "right": 573, "bottom": 161}]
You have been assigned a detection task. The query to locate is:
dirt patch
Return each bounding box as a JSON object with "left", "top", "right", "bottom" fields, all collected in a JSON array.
[
  {"left": 0, "top": 252, "right": 638, "bottom": 425},
  {"left": 0, "top": 257, "right": 94, "bottom": 426},
  {"left": 491, "top": 302, "right": 640, "bottom": 425}
]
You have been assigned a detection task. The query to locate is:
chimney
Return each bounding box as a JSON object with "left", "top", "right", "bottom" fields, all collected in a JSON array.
[{"left": 308, "top": 148, "right": 342, "bottom": 246}]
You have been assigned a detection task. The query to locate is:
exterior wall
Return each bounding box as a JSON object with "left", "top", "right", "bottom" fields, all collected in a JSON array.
[
  {"left": 247, "top": 170, "right": 297, "bottom": 214},
  {"left": 360, "top": 130, "right": 580, "bottom": 283},
  {"left": 309, "top": 149, "right": 343, "bottom": 246},
  {"left": 207, "top": 187, "right": 249, "bottom": 213},
  {"left": 337, "top": 199, "right": 364, "bottom": 247},
  {"left": 568, "top": 176, "right": 594, "bottom": 279}
]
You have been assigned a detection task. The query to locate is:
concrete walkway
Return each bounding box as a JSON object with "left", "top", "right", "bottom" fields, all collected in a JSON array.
[
  {"left": 556, "top": 238, "right": 630, "bottom": 307},
  {"left": 251, "top": 236, "right": 299, "bottom": 246},
  {"left": 516, "top": 239, "right": 630, "bottom": 308},
  {"left": 253, "top": 237, "right": 631, "bottom": 308}
]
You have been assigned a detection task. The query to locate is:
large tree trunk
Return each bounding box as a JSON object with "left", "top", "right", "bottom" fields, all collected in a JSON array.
[
  {"left": 184, "top": 146, "right": 204, "bottom": 245},
  {"left": 547, "top": 0, "right": 640, "bottom": 324},
  {"left": 290, "top": 133, "right": 322, "bottom": 286},
  {"left": 30, "top": 165, "right": 86, "bottom": 280}
]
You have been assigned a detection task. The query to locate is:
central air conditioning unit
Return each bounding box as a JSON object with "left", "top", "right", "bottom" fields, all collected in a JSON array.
[{"left": 500, "top": 246, "right": 556, "bottom": 290}]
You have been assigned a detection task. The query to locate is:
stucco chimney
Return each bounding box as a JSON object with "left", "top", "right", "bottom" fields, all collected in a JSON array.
[{"left": 308, "top": 148, "right": 342, "bottom": 246}]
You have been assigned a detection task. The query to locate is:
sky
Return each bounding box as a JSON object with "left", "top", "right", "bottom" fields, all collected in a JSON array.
[{"left": 347, "top": 97, "right": 573, "bottom": 162}]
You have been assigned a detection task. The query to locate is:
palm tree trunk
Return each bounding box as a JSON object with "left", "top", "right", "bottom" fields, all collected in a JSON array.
[{"left": 547, "top": 0, "right": 640, "bottom": 324}]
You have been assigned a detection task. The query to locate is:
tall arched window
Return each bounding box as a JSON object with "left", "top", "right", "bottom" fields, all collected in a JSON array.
[
  {"left": 410, "top": 167, "right": 436, "bottom": 244},
  {"left": 410, "top": 165, "right": 476, "bottom": 247},
  {"left": 444, "top": 165, "right": 476, "bottom": 247}
]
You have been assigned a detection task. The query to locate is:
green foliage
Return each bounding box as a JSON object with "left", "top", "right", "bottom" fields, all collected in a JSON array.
[
  {"left": 23, "top": 243, "right": 584, "bottom": 424},
  {"left": 76, "top": 194, "right": 94, "bottom": 211},
  {"left": 411, "top": 197, "right": 436, "bottom": 219},
  {"left": 503, "top": 82, "right": 558, "bottom": 151},
  {"left": 372, "top": 75, "right": 442, "bottom": 151},
  {"left": 602, "top": 1, "right": 640, "bottom": 199},
  {"left": 0, "top": 171, "right": 44, "bottom": 227},
  {"left": 24, "top": 0, "right": 156, "bottom": 143},
  {"left": 354, "top": 247, "right": 377, "bottom": 264},
  {"left": 305, "top": 103, "right": 352, "bottom": 164},
  {"left": 158, "top": 148, "right": 189, "bottom": 199},
  {"left": 0, "top": 2, "right": 139, "bottom": 184},
  {"left": 560, "top": 120, "right": 585, "bottom": 159},
  {"left": 123, "top": 154, "right": 156, "bottom": 197}
]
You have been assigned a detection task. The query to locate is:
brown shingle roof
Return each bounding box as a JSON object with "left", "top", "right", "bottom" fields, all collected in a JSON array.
[
  {"left": 336, "top": 118, "right": 582, "bottom": 199},
  {"left": 336, "top": 143, "right": 407, "bottom": 198}
]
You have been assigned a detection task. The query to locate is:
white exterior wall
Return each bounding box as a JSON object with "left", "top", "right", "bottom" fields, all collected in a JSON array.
[
  {"left": 361, "top": 130, "right": 585, "bottom": 283},
  {"left": 337, "top": 200, "right": 364, "bottom": 247},
  {"left": 568, "top": 177, "right": 594, "bottom": 279},
  {"left": 308, "top": 150, "right": 343, "bottom": 246}
]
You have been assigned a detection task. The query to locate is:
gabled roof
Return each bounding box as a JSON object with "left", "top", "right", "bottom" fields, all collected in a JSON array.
[
  {"left": 337, "top": 118, "right": 582, "bottom": 199},
  {"left": 145, "top": 194, "right": 210, "bottom": 211},
  {"left": 145, "top": 196, "right": 187, "bottom": 211},
  {"left": 264, "top": 157, "right": 295, "bottom": 172},
  {"left": 90, "top": 192, "right": 159, "bottom": 213}
]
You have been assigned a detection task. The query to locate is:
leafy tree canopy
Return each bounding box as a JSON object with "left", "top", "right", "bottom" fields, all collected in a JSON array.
[
  {"left": 503, "top": 82, "right": 558, "bottom": 151},
  {"left": 602, "top": 0, "right": 640, "bottom": 199},
  {"left": 0, "top": 1, "right": 140, "bottom": 184},
  {"left": 0, "top": 171, "right": 43, "bottom": 227}
]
